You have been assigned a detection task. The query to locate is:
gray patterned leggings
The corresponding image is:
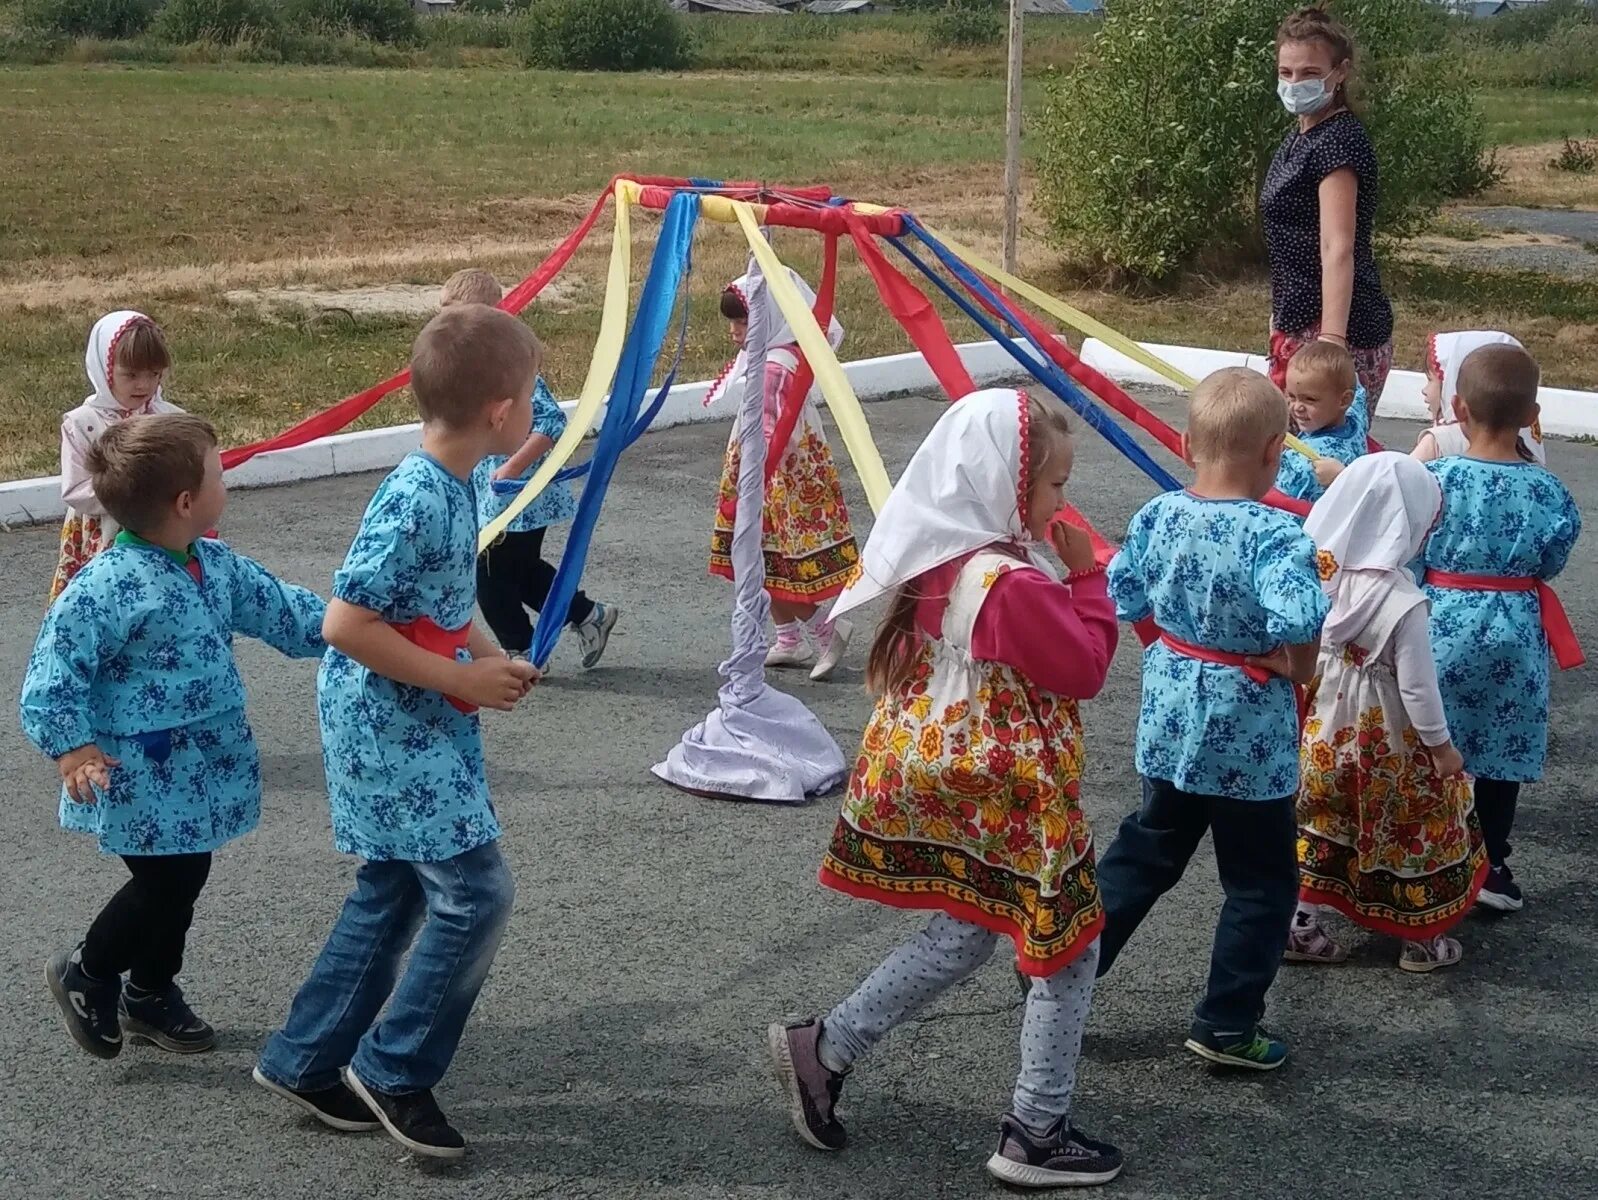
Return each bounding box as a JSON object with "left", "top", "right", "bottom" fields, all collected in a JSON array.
[{"left": 817, "top": 912, "right": 1100, "bottom": 1130}]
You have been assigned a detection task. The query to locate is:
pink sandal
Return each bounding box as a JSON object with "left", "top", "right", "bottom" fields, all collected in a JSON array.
[{"left": 1285, "top": 914, "right": 1348, "bottom": 964}]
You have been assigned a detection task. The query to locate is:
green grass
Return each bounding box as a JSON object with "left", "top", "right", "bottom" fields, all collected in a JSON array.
[{"left": 1480, "top": 86, "right": 1598, "bottom": 144}]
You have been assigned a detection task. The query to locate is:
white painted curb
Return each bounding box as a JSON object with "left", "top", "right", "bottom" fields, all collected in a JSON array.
[
  {"left": 0, "top": 339, "right": 1041, "bottom": 529},
  {"left": 4, "top": 335, "right": 1590, "bottom": 529},
  {"left": 1077, "top": 339, "right": 1598, "bottom": 440}
]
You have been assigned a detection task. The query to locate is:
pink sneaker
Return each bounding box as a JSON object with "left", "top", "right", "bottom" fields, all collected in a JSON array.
[
  {"left": 765, "top": 626, "right": 813, "bottom": 668},
  {"left": 1284, "top": 914, "right": 1348, "bottom": 964},
  {"left": 1399, "top": 934, "right": 1462, "bottom": 973}
]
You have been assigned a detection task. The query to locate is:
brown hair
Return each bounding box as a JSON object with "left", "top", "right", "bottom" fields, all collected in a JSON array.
[
  {"left": 1458, "top": 342, "right": 1540, "bottom": 434},
  {"left": 111, "top": 318, "right": 172, "bottom": 376},
  {"left": 409, "top": 304, "right": 542, "bottom": 429},
  {"left": 865, "top": 393, "right": 1072, "bottom": 697},
  {"left": 1287, "top": 339, "right": 1356, "bottom": 397},
  {"left": 87, "top": 412, "right": 216, "bottom": 533},
  {"left": 1277, "top": 5, "right": 1357, "bottom": 109},
  {"left": 440, "top": 268, "right": 504, "bottom": 308},
  {"left": 719, "top": 287, "right": 748, "bottom": 321},
  {"left": 1187, "top": 367, "right": 1289, "bottom": 464}
]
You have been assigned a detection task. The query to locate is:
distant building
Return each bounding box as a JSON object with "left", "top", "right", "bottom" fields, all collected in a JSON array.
[
  {"left": 672, "top": 0, "right": 787, "bottom": 12},
  {"left": 410, "top": 0, "right": 454, "bottom": 12},
  {"left": 805, "top": 0, "right": 878, "bottom": 13},
  {"left": 1020, "top": 0, "right": 1101, "bottom": 14}
]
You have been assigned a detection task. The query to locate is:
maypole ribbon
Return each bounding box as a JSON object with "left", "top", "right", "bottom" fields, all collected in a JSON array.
[
  {"left": 763, "top": 232, "right": 839, "bottom": 486},
  {"left": 222, "top": 185, "right": 613, "bottom": 472},
  {"left": 731, "top": 200, "right": 893, "bottom": 513},
  {"left": 479, "top": 182, "right": 635, "bottom": 549},
  {"left": 908, "top": 219, "right": 1318, "bottom": 462},
  {"left": 526, "top": 191, "right": 701, "bottom": 667}
]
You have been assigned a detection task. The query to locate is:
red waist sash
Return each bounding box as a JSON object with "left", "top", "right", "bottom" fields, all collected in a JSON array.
[
  {"left": 389, "top": 616, "right": 478, "bottom": 714},
  {"left": 1423, "top": 570, "right": 1584, "bottom": 671},
  {"left": 1158, "top": 633, "right": 1274, "bottom": 685}
]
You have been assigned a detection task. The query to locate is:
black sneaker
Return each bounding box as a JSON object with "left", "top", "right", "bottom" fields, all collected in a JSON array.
[
  {"left": 986, "top": 1113, "right": 1124, "bottom": 1188},
  {"left": 44, "top": 944, "right": 122, "bottom": 1060},
  {"left": 252, "top": 1066, "right": 381, "bottom": 1132},
  {"left": 343, "top": 1067, "right": 466, "bottom": 1159},
  {"left": 766, "top": 1018, "right": 848, "bottom": 1151},
  {"left": 1477, "top": 863, "right": 1524, "bottom": 913},
  {"left": 120, "top": 983, "right": 216, "bottom": 1053}
]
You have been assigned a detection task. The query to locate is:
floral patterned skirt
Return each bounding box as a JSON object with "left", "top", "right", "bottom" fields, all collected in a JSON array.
[
  {"left": 709, "top": 397, "right": 858, "bottom": 606},
  {"left": 1298, "top": 658, "right": 1487, "bottom": 938},
  {"left": 49, "top": 511, "right": 110, "bottom": 603}
]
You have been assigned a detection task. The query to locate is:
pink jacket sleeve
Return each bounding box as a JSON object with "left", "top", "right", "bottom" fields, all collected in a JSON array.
[
  {"left": 59, "top": 419, "right": 104, "bottom": 515},
  {"left": 970, "top": 567, "right": 1120, "bottom": 699}
]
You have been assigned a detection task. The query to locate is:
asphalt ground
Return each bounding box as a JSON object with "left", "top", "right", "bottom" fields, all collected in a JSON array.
[{"left": 2, "top": 388, "right": 1594, "bottom": 1200}]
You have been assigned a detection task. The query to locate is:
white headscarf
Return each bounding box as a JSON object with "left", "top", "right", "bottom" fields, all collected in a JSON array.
[
  {"left": 831, "top": 388, "right": 1053, "bottom": 621},
  {"left": 83, "top": 310, "right": 166, "bottom": 412},
  {"left": 1426, "top": 329, "right": 1544, "bottom": 464},
  {"left": 705, "top": 268, "right": 844, "bottom": 406},
  {"left": 1305, "top": 451, "right": 1443, "bottom": 646}
]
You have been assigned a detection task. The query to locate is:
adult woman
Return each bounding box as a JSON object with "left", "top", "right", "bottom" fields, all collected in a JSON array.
[{"left": 1261, "top": 7, "right": 1394, "bottom": 417}]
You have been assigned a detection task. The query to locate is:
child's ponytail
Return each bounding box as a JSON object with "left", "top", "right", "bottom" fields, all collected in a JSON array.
[{"left": 864, "top": 581, "right": 922, "bottom": 697}]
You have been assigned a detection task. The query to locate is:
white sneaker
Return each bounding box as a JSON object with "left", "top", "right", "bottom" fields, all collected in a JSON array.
[
  {"left": 766, "top": 632, "right": 814, "bottom": 668},
  {"left": 574, "top": 603, "right": 618, "bottom": 669},
  {"left": 809, "top": 618, "right": 853, "bottom": 681}
]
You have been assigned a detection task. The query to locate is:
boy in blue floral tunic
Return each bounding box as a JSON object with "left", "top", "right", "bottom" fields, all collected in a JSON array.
[
  {"left": 1099, "top": 369, "right": 1329, "bottom": 1072},
  {"left": 23, "top": 413, "right": 326, "bottom": 1060},
  {"left": 256, "top": 303, "right": 541, "bottom": 1159},
  {"left": 1421, "top": 342, "right": 1582, "bottom": 913},
  {"left": 1273, "top": 341, "right": 1372, "bottom": 503}
]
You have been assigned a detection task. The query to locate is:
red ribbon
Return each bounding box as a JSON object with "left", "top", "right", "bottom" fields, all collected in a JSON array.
[
  {"left": 763, "top": 233, "right": 840, "bottom": 484},
  {"left": 389, "top": 616, "right": 477, "bottom": 714},
  {"left": 1423, "top": 569, "right": 1585, "bottom": 670},
  {"left": 1158, "top": 632, "right": 1274, "bottom": 685}
]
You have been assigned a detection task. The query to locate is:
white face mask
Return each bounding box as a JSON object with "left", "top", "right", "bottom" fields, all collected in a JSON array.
[{"left": 1278, "top": 76, "right": 1335, "bottom": 116}]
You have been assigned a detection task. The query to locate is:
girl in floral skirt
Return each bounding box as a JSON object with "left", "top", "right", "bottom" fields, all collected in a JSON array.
[
  {"left": 51, "top": 311, "right": 184, "bottom": 602},
  {"left": 1291, "top": 452, "right": 1485, "bottom": 972},
  {"left": 767, "top": 389, "right": 1124, "bottom": 1189},
  {"left": 708, "top": 271, "right": 858, "bottom": 680}
]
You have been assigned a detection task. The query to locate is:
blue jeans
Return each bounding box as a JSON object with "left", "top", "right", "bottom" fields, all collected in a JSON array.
[
  {"left": 1094, "top": 777, "right": 1297, "bottom": 1040},
  {"left": 258, "top": 841, "right": 514, "bottom": 1094}
]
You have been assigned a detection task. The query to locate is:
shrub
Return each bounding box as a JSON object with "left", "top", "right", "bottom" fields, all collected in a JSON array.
[
  {"left": 154, "top": 0, "right": 280, "bottom": 43},
  {"left": 1034, "top": 0, "right": 1497, "bottom": 281},
  {"left": 516, "top": 0, "right": 689, "bottom": 71},
  {"left": 1477, "top": 0, "right": 1595, "bottom": 46},
  {"left": 1551, "top": 136, "right": 1598, "bottom": 174},
  {"left": 20, "top": 0, "right": 157, "bottom": 38},
  {"left": 926, "top": 0, "right": 1001, "bottom": 50},
  {"left": 420, "top": 9, "right": 517, "bottom": 49},
  {"left": 280, "top": 0, "right": 419, "bottom": 45}
]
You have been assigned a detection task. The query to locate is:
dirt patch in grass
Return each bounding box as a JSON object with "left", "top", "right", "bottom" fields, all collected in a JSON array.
[{"left": 1475, "top": 142, "right": 1598, "bottom": 210}]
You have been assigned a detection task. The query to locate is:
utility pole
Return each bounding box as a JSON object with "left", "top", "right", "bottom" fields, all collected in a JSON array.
[{"left": 1001, "top": 0, "right": 1024, "bottom": 276}]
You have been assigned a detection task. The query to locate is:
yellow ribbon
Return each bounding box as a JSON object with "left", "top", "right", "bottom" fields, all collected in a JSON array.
[
  {"left": 478, "top": 184, "right": 634, "bottom": 550},
  {"left": 918, "top": 223, "right": 1318, "bottom": 462},
  {"left": 731, "top": 201, "right": 894, "bottom": 513}
]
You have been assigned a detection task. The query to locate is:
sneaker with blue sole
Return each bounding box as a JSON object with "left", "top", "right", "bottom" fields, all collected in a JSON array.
[
  {"left": 45, "top": 944, "right": 123, "bottom": 1060},
  {"left": 1184, "top": 1025, "right": 1289, "bottom": 1071}
]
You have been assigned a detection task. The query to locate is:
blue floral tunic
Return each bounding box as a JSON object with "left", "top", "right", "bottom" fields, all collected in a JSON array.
[
  {"left": 319, "top": 452, "right": 499, "bottom": 863},
  {"left": 1108, "top": 492, "right": 1330, "bottom": 801},
  {"left": 1422, "top": 458, "right": 1582, "bottom": 782},
  {"left": 20, "top": 538, "right": 326, "bottom": 856},
  {"left": 1275, "top": 384, "right": 1371, "bottom": 503},
  {"left": 471, "top": 378, "right": 578, "bottom": 534}
]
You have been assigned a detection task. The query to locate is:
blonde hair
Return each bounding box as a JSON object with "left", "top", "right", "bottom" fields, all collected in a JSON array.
[
  {"left": 865, "top": 392, "right": 1071, "bottom": 697},
  {"left": 440, "top": 268, "right": 504, "bottom": 308},
  {"left": 410, "top": 304, "right": 542, "bottom": 430},
  {"left": 87, "top": 412, "right": 216, "bottom": 534},
  {"left": 1187, "top": 368, "right": 1288, "bottom": 464},
  {"left": 1287, "top": 339, "right": 1356, "bottom": 397}
]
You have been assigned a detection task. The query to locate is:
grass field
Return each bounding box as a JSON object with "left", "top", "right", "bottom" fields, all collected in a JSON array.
[{"left": 1, "top": 63, "right": 1595, "bottom": 483}]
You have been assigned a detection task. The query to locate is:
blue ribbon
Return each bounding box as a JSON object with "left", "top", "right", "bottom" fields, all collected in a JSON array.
[
  {"left": 527, "top": 192, "right": 701, "bottom": 668},
  {"left": 893, "top": 217, "right": 1183, "bottom": 494}
]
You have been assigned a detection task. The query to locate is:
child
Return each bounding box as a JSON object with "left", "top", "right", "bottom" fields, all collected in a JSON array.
[
  {"left": 442, "top": 269, "right": 619, "bottom": 669},
  {"left": 24, "top": 413, "right": 325, "bottom": 1060},
  {"left": 1273, "top": 340, "right": 1371, "bottom": 502},
  {"left": 1290, "top": 453, "right": 1484, "bottom": 972},
  {"left": 1097, "top": 367, "right": 1328, "bottom": 1071},
  {"left": 1414, "top": 331, "right": 1546, "bottom": 465},
  {"left": 1420, "top": 342, "right": 1581, "bottom": 913},
  {"left": 51, "top": 311, "right": 184, "bottom": 601},
  {"left": 708, "top": 271, "right": 859, "bottom": 681},
  {"left": 255, "top": 304, "right": 541, "bottom": 1157},
  {"left": 769, "top": 389, "right": 1124, "bottom": 1188}
]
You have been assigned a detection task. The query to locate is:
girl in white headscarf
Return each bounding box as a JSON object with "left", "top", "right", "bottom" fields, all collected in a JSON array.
[
  {"left": 768, "top": 390, "right": 1127, "bottom": 1188},
  {"left": 1413, "top": 330, "right": 1545, "bottom": 465},
  {"left": 707, "top": 269, "right": 857, "bottom": 680},
  {"left": 1290, "top": 453, "right": 1486, "bottom": 973},
  {"left": 50, "top": 312, "right": 183, "bottom": 601}
]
